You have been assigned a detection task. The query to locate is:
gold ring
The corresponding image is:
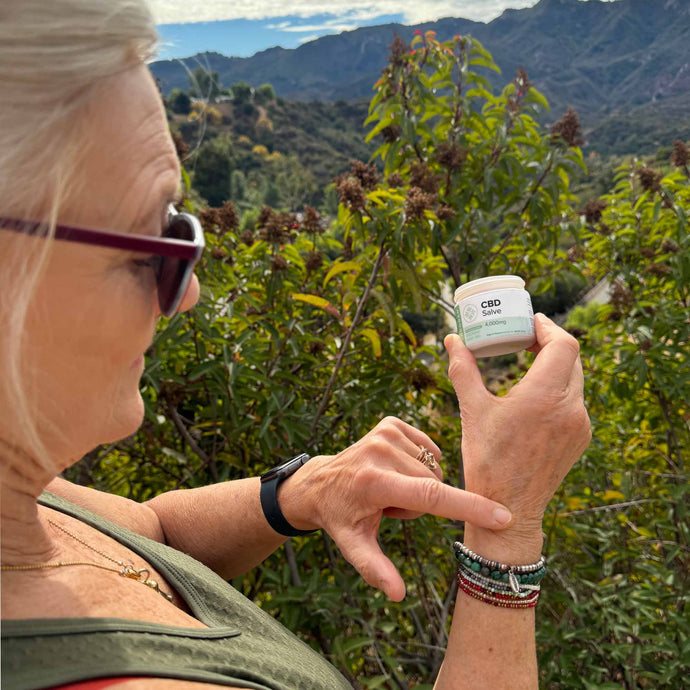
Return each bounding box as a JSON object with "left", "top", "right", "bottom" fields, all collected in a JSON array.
[{"left": 416, "top": 446, "right": 438, "bottom": 470}]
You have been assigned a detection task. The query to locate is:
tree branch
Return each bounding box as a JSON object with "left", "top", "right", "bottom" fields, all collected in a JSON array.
[{"left": 308, "top": 239, "right": 387, "bottom": 444}]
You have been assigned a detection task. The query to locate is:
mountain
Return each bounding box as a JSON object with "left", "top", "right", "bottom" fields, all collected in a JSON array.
[{"left": 151, "top": 0, "right": 690, "bottom": 154}]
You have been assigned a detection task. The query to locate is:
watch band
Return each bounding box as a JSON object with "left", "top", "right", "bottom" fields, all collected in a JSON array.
[{"left": 260, "top": 454, "right": 318, "bottom": 537}]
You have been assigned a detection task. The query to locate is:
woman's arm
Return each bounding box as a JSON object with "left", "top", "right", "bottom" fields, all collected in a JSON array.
[
  {"left": 435, "top": 314, "right": 591, "bottom": 688},
  {"left": 144, "top": 419, "right": 512, "bottom": 584},
  {"left": 50, "top": 425, "right": 513, "bottom": 583}
]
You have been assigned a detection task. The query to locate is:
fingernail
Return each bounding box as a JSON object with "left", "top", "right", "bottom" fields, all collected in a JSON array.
[{"left": 493, "top": 507, "right": 512, "bottom": 525}]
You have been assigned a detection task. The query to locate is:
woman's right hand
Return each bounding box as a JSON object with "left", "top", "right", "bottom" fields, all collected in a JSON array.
[
  {"left": 445, "top": 313, "right": 592, "bottom": 559},
  {"left": 278, "top": 416, "right": 514, "bottom": 601}
]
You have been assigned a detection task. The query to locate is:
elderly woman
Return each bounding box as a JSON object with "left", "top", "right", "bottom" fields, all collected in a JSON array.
[{"left": 0, "top": 1, "right": 591, "bottom": 688}]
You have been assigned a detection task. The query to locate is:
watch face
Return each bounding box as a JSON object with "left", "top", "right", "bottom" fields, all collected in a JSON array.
[{"left": 260, "top": 453, "right": 310, "bottom": 483}]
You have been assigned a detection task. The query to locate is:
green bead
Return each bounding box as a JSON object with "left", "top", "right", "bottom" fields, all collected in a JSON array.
[
  {"left": 471, "top": 561, "right": 481, "bottom": 573},
  {"left": 464, "top": 557, "right": 473, "bottom": 568},
  {"left": 481, "top": 566, "right": 491, "bottom": 577},
  {"left": 501, "top": 572, "right": 510, "bottom": 583},
  {"left": 491, "top": 570, "right": 502, "bottom": 580}
]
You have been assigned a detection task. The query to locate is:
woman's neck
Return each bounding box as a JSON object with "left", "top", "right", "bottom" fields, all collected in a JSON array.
[{"left": 0, "top": 444, "right": 61, "bottom": 565}]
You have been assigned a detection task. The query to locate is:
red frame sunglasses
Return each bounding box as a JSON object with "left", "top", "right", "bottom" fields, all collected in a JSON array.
[{"left": 0, "top": 205, "right": 205, "bottom": 317}]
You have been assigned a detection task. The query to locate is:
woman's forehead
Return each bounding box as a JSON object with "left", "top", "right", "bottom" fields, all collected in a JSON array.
[{"left": 74, "top": 65, "right": 180, "bottom": 232}]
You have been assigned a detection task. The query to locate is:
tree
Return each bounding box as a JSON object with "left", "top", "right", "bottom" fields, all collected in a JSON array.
[
  {"left": 542, "top": 153, "right": 690, "bottom": 688},
  {"left": 168, "top": 88, "right": 191, "bottom": 115},
  {"left": 231, "top": 81, "right": 253, "bottom": 106},
  {"left": 192, "top": 136, "right": 233, "bottom": 206},
  {"left": 71, "top": 35, "right": 687, "bottom": 687},
  {"left": 190, "top": 66, "right": 221, "bottom": 103},
  {"left": 254, "top": 83, "right": 276, "bottom": 106}
]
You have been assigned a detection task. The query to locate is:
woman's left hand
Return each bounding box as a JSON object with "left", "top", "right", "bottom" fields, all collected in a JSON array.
[{"left": 278, "top": 416, "right": 512, "bottom": 601}]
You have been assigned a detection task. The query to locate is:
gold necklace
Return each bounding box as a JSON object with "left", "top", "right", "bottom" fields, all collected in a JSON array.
[{"left": 1, "top": 518, "right": 174, "bottom": 603}]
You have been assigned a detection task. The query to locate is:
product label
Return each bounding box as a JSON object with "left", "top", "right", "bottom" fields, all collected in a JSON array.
[{"left": 454, "top": 288, "right": 534, "bottom": 347}]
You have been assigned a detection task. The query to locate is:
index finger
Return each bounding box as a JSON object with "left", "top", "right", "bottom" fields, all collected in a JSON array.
[
  {"left": 523, "top": 313, "right": 581, "bottom": 391},
  {"left": 368, "top": 473, "right": 513, "bottom": 530}
]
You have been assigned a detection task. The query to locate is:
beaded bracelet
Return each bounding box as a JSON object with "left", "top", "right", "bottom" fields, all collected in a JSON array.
[
  {"left": 457, "top": 576, "right": 540, "bottom": 609},
  {"left": 453, "top": 541, "right": 546, "bottom": 607},
  {"left": 457, "top": 563, "right": 541, "bottom": 598},
  {"left": 453, "top": 541, "right": 546, "bottom": 595}
]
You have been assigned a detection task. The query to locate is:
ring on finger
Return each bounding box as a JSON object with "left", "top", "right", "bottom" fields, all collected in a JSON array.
[{"left": 416, "top": 445, "right": 438, "bottom": 470}]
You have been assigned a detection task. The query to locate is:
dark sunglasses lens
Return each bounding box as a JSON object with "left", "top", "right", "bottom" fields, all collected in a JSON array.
[{"left": 158, "top": 216, "right": 195, "bottom": 315}]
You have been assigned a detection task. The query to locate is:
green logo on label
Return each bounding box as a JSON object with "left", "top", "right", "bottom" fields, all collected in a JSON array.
[{"left": 463, "top": 304, "right": 478, "bottom": 322}]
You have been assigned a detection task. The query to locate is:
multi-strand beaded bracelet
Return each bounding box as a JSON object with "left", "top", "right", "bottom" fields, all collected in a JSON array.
[{"left": 453, "top": 541, "right": 546, "bottom": 609}]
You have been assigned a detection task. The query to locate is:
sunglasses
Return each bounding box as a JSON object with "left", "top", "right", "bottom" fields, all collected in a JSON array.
[{"left": 0, "top": 205, "right": 205, "bottom": 317}]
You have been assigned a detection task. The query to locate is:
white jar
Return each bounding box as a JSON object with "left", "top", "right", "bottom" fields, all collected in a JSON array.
[{"left": 453, "top": 275, "right": 535, "bottom": 358}]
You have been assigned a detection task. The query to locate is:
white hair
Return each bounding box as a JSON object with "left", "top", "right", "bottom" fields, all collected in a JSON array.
[{"left": 0, "top": 0, "right": 158, "bottom": 470}]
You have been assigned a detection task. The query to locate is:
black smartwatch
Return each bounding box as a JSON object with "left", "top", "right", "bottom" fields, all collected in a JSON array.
[{"left": 260, "top": 453, "right": 318, "bottom": 537}]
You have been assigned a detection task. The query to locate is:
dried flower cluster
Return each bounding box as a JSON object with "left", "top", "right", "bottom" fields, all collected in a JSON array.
[
  {"left": 335, "top": 175, "right": 366, "bottom": 212},
  {"left": 637, "top": 166, "right": 662, "bottom": 194},
  {"left": 645, "top": 262, "right": 672, "bottom": 277},
  {"left": 217, "top": 201, "right": 239, "bottom": 233},
  {"left": 514, "top": 67, "right": 532, "bottom": 96},
  {"left": 405, "top": 187, "right": 436, "bottom": 220},
  {"left": 199, "top": 201, "right": 239, "bottom": 235},
  {"left": 409, "top": 162, "right": 439, "bottom": 195},
  {"left": 381, "top": 124, "right": 401, "bottom": 143},
  {"left": 304, "top": 250, "right": 323, "bottom": 273},
  {"left": 301, "top": 205, "right": 324, "bottom": 235},
  {"left": 609, "top": 280, "right": 634, "bottom": 320},
  {"left": 257, "top": 207, "right": 296, "bottom": 244},
  {"left": 198, "top": 207, "right": 220, "bottom": 233},
  {"left": 350, "top": 160, "right": 381, "bottom": 190},
  {"left": 240, "top": 229, "right": 254, "bottom": 246},
  {"left": 436, "top": 204, "right": 457, "bottom": 220},
  {"left": 670, "top": 139, "right": 689, "bottom": 168},
  {"left": 551, "top": 108, "right": 583, "bottom": 148},
  {"left": 333, "top": 160, "right": 381, "bottom": 213},
  {"left": 436, "top": 143, "right": 466, "bottom": 172},
  {"left": 308, "top": 340, "right": 326, "bottom": 355},
  {"left": 387, "top": 173, "right": 403, "bottom": 187},
  {"left": 388, "top": 34, "right": 409, "bottom": 68},
  {"left": 661, "top": 238, "right": 679, "bottom": 253},
  {"left": 579, "top": 199, "right": 607, "bottom": 225},
  {"left": 171, "top": 130, "right": 189, "bottom": 161},
  {"left": 270, "top": 255, "right": 288, "bottom": 272},
  {"left": 404, "top": 365, "right": 436, "bottom": 392}
]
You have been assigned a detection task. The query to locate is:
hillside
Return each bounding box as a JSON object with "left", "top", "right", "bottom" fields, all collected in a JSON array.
[{"left": 152, "top": 0, "right": 690, "bottom": 147}]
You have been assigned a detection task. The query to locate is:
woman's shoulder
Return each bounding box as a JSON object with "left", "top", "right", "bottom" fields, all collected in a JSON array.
[{"left": 44, "top": 477, "right": 165, "bottom": 543}]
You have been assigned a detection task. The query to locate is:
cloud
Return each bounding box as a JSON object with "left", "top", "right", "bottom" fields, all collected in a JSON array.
[
  {"left": 150, "top": 1, "right": 540, "bottom": 26},
  {"left": 297, "top": 34, "right": 322, "bottom": 44},
  {"left": 281, "top": 23, "right": 359, "bottom": 33}
]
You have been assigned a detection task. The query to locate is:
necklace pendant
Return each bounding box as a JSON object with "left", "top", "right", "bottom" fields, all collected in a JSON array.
[
  {"left": 121, "top": 566, "right": 142, "bottom": 580},
  {"left": 143, "top": 577, "right": 174, "bottom": 602}
]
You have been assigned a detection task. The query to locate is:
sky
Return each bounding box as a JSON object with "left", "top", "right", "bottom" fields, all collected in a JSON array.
[{"left": 150, "top": 1, "right": 542, "bottom": 60}]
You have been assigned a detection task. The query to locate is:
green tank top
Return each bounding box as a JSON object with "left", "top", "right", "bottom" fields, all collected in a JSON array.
[{"left": 1, "top": 492, "right": 352, "bottom": 690}]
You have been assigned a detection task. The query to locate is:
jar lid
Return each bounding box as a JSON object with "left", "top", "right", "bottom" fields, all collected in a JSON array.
[{"left": 454, "top": 275, "right": 525, "bottom": 303}]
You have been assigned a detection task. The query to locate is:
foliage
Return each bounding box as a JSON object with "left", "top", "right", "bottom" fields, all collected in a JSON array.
[
  {"left": 544, "top": 155, "right": 690, "bottom": 687},
  {"left": 72, "top": 35, "right": 689, "bottom": 688},
  {"left": 168, "top": 88, "right": 191, "bottom": 115},
  {"left": 189, "top": 65, "right": 222, "bottom": 103}
]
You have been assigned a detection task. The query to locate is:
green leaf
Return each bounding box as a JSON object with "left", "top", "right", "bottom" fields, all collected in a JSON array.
[
  {"left": 323, "top": 261, "right": 362, "bottom": 288},
  {"left": 291, "top": 293, "right": 335, "bottom": 314},
  {"left": 359, "top": 328, "right": 382, "bottom": 358}
]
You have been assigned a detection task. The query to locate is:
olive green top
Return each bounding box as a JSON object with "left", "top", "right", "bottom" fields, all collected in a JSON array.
[{"left": 1, "top": 492, "right": 351, "bottom": 690}]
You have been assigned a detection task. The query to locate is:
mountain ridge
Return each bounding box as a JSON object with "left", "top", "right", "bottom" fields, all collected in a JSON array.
[{"left": 151, "top": 0, "right": 690, "bottom": 152}]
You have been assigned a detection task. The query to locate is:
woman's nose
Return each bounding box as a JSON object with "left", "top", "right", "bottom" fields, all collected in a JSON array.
[{"left": 177, "top": 273, "right": 200, "bottom": 313}]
